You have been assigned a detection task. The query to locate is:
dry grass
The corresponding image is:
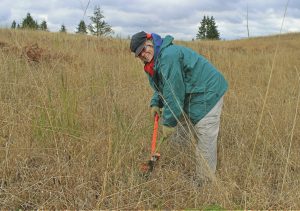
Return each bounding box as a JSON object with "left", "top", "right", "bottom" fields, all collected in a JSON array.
[{"left": 0, "top": 28, "right": 300, "bottom": 209}]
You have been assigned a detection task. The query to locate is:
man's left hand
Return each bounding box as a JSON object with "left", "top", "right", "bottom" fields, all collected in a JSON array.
[{"left": 162, "top": 125, "right": 176, "bottom": 139}]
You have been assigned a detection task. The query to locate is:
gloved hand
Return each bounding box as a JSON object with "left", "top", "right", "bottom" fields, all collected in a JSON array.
[
  {"left": 162, "top": 125, "right": 176, "bottom": 139},
  {"left": 151, "top": 106, "right": 161, "bottom": 117}
]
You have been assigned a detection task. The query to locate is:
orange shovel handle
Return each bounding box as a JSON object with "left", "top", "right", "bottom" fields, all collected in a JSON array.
[{"left": 151, "top": 114, "right": 159, "bottom": 154}]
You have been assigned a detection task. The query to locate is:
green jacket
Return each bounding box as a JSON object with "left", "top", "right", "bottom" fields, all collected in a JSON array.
[{"left": 148, "top": 35, "right": 228, "bottom": 127}]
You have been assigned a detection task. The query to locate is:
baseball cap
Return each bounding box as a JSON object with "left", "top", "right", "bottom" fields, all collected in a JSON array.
[{"left": 130, "top": 31, "right": 148, "bottom": 57}]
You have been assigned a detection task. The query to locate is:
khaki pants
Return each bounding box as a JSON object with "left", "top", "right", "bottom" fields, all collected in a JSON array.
[{"left": 172, "top": 96, "right": 224, "bottom": 181}]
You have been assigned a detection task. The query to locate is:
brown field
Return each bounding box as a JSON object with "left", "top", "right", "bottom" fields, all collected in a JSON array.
[{"left": 0, "top": 29, "right": 300, "bottom": 209}]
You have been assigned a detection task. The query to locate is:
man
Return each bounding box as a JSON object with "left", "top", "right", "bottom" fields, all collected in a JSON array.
[{"left": 130, "top": 31, "right": 228, "bottom": 181}]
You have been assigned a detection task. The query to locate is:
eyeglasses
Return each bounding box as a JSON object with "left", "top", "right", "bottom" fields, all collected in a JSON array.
[{"left": 138, "top": 44, "right": 152, "bottom": 58}]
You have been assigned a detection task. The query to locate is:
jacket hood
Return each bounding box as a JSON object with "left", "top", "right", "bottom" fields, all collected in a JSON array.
[
  {"left": 160, "top": 35, "right": 174, "bottom": 52},
  {"left": 150, "top": 34, "right": 174, "bottom": 62},
  {"left": 151, "top": 33, "right": 163, "bottom": 61},
  {"left": 151, "top": 34, "right": 174, "bottom": 65}
]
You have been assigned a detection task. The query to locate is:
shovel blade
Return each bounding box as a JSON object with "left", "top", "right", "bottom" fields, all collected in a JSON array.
[{"left": 139, "top": 153, "right": 161, "bottom": 175}]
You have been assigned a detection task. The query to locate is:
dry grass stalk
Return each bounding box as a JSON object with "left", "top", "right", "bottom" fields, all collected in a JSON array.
[{"left": 0, "top": 29, "right": 300, "bottom": 209}]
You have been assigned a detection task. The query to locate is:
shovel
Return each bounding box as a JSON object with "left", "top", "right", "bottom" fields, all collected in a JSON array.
[{"left": 140, "top": 113, "right": 161, "bottom": 175}]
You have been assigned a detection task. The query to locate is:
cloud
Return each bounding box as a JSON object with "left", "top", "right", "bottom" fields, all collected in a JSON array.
[
  {"left": 1, "top": 0, "right": 299, "bottom": 40},
  {"left": 0, "top": 8, "right": 11, "bottom": 23},
  {"left": 0, "top": 1, "right": 12, "bottom": 26},
  {"left": 287, "top": 8, "right": 300, "bottom": 19}
]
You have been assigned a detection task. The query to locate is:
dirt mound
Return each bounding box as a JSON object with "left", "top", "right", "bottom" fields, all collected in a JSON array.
[
  {"left": 23, "top": 43, "right": 43, "bottom": 62},
  {"left": 0, "top": 41, "right": 9, "bottom": 48},
  {"left": 22, "top": 43, "right": 75, "bottom": 63},
  {"left": 1, "top": 40, "right": 76, "bottom": 63}
]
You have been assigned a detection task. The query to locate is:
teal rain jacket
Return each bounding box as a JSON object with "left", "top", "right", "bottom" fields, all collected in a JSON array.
[{"left": 147, "top": 35, "right": 228, "bottom": 127}]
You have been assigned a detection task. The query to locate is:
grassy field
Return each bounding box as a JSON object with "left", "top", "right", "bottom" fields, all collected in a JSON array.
[{"left": 0, "top": 28, "right": 300, "bottom": 209}]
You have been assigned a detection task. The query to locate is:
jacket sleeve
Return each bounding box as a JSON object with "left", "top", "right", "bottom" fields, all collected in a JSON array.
[
  {"left": 160, "top": 52, "right": 185, "bottom": 127},
  {"left": 150, "top": 91, "right": 163, "bottom": 108}
]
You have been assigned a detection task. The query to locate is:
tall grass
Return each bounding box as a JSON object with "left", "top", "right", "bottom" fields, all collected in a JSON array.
[{"left": 0, "top": 29, "right": 300, "bottom": 209}]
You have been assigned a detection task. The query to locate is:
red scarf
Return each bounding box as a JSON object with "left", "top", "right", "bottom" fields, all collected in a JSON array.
[{"left": 144, "top": 59, "right": 155, "bottom": 77}]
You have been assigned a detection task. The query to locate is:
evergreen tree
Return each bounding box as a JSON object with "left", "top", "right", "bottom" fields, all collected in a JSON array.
[
  {"left": 22, "top": 13, "right": 38, "bottom": 29},
  {"left": 196, "top": 16, "right": 220, "bottom": 40},
  {"left": 76, "top": 20, "right": 87, "bottom": 34},
  {"left": 59, "top": 24, "right": 67, "bottom": 33},
  {"left": 88, "top": 6, "right": 113, "bottom": 37},
  {"left": 196, "top": 16, "right": 207, "bottom": 40},
  {"left": 40, "top": 20, "right": 48, "bottom": 31},
  {"left": 11, "top": 20, "right": 16, "bottom": 29},
  {"left": 206, "top": 16, "right": 220, "bottom": 40}
]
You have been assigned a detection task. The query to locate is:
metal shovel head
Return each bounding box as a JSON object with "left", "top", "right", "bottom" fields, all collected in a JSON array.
[{"left": 140, "top": 153, "right": 161, "bottom": 175}]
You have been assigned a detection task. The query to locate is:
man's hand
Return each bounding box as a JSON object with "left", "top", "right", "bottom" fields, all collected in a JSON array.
[
  {"left": 151, "top": 106, "right": 161, "bottom": 117},
  {"left": 162, "top": 125, "right": 176, "bottom": 139}
]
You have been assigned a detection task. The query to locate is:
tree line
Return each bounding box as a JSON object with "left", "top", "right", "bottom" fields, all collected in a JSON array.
[
  {"left": 10, "top": 7, "right": 221, "bottom": 40},
  {"left": 11, "top": 6, "right": 113, "bottom": 37}
]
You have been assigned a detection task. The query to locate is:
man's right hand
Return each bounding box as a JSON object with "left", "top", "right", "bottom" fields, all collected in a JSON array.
[{"left": 150, "top": 106, "right": 161, "bottom": 117}]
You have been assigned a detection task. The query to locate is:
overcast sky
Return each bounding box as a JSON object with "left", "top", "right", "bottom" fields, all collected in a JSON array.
[{"left": 0, "top": 0, "right": 299, "bottom": 40}]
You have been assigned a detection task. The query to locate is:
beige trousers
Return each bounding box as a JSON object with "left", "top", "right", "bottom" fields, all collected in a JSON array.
[{"left": 172, "top": 96, "right": 224, "bottom": 181}]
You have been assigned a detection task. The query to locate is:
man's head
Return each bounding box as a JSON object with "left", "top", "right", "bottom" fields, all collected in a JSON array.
[{"left": 130, "top": 31, "right": 154, "bottom": 63}]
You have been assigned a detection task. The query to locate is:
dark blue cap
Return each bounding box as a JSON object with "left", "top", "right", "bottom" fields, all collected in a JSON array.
[{"left": 130, "top": 31, "right": 147, "bottom": 57}]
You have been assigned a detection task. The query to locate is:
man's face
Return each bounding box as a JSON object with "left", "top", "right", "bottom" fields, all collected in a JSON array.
[{"left": 138, "top": 40, "right": 154, "bottom": 63}]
